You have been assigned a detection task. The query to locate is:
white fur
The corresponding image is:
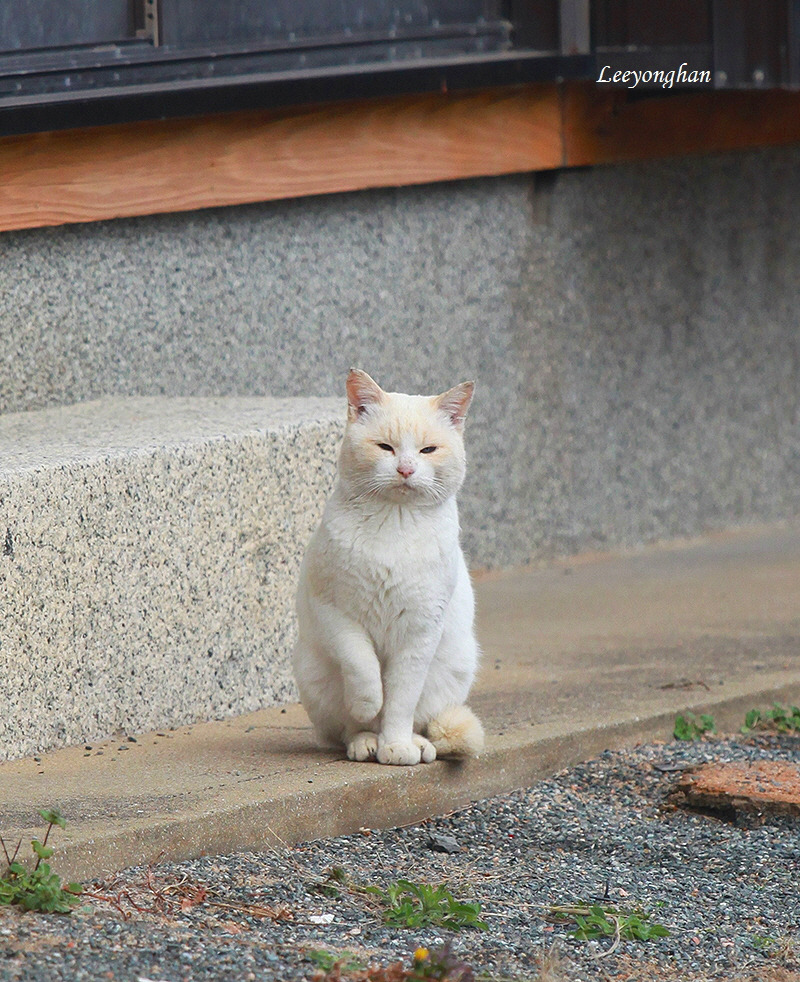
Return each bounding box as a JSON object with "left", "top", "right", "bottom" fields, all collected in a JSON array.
[{"left": 292, "top": 370, "right": 484, "bottom": 766}]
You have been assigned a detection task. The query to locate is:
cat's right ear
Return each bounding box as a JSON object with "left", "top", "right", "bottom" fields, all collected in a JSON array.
[{"left": 346, "top": 369, "right": 385, "bottom": 422}]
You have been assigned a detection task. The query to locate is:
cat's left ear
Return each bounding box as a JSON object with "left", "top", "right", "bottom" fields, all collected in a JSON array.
[
  {"left": 435, "top": 381, "right": 475, "bottom": 430},
  {"left": 346, "top": 368, "right": 385, "bottom": 422}
]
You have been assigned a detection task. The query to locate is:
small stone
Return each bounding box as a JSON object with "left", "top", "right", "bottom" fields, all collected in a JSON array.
[
  {"left": 426, "top": 832, "right": 461, "bottom": 854},
  {"left": 308, "top": 913, "right": 334, "bottom": 924}
]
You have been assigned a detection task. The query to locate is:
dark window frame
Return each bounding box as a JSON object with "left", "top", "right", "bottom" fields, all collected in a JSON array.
[
  {"left": 0, "top": 0, "right": 589, "bottom": 135},
  {"left": 2, "top": 1, "right": 799, "bottom": 137}
]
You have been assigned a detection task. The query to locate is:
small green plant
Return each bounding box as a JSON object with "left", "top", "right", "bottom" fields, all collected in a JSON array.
[
  {"left": 0, "top": 808, "right": 82, "bottom": 913},
  {"left": 750, "top": 933, "right": 798, "bottom": 963},
  {"left": 367, "top": 879, "right": 488, "bottom": 932},
  {"left": 306, "top": 949, "right": 367, "bottom": 973},
  {"left": 314, "top": 865, "right": 349, "bottom": 899},
  {"left": 742, "top": 703, "right": 800, "bottom": 735},
  {"left": 551, "top": 903, "right": 669, "bottom": 944},
  {"left": 674, "top": 712, "right": 716, "bottom": 741}
]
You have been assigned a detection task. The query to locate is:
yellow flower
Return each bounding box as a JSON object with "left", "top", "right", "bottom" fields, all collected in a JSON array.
[{"left": 413, "top": 947, "right": 430, "bottom": 962}]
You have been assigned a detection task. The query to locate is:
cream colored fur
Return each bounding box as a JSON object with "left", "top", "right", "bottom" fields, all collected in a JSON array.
[{"left": 292, "top": 369, "right": 484, "bottom": 766}]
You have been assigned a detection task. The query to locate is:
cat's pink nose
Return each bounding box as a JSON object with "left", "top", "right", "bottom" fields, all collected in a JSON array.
[{"left": 397, "top": 461, "right": 416, "bottom": 478}]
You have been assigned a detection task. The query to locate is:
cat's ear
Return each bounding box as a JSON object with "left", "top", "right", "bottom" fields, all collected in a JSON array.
[
  {"left": 346, "top": 368, "right": 385, "bottom": 422},
  {"left": 435, "top": 381, "right": 475, "bottom": 430}
]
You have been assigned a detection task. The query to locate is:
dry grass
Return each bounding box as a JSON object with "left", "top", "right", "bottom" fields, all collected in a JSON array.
[
  {"left": 606, "top": 954, "right": 800, "bottom": 982},
  {"left": 536, "top": 945, "right": 568, "bottom": 982}
]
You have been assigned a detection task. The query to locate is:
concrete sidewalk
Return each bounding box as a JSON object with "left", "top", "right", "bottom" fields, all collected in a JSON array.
[{"left": 1, "top": 523, "right": 798, "bottom": 883}]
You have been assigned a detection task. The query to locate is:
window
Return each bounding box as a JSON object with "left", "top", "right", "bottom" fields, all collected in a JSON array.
[
  {"left": 0, "top": 1, "right": 588, "bottom": 135},
  {"left": 2, "top": 2, "right": 797, "bottom": 136},
  {"left": 0, "top": 0, "right": 141, "bottom": 52}
]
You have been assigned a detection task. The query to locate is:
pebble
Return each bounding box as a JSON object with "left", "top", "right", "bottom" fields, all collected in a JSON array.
[{"left": 426, "top": 833, "right": 461, "bottom": 854}]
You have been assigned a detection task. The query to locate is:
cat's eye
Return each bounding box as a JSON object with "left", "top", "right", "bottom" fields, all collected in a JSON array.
[
  {"left": 377, "top": 443, "right": 394, "bottom": 453},
  {"left": 420, "top": 446, "right": 437, "bottom": 454}
]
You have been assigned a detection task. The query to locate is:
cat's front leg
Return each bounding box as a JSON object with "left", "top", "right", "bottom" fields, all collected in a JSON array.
[
  {"left": 377, "top": 631, "right": 441, "bottom": 766},
  {"left": 377, "top": 733, "right": 437, "bottom": 766}
]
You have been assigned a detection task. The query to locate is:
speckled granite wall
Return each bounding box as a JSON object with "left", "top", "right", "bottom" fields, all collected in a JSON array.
[
  {"left": 0, "top": 398, "right": 341, "bottom": 760},
  {"left": 2, "top": 145, "right": 800, "bottom": 566}
]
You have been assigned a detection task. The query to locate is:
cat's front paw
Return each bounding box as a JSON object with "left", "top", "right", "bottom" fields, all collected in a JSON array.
[
  {"left": 347, "top": 731, "right": 378, "bottom": 762},
  {"left": 376, "top": 735, "right": 436, "bottom": 766},
  {"left": 346, "top": 691, "right": 383, "bottom": 725}
]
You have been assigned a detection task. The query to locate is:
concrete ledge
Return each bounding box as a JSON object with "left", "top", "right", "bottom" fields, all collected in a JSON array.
[
  {"left": 0, "top": 523, "right": 799, "bottom": 882},
  {"left": 0, "top": 396, "right": 343, "bottom": 761},
  {"left": 5, "top": 682, "right": 800, "bottom": 885}
]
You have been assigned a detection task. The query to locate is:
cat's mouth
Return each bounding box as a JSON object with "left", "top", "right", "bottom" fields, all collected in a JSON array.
[{"left": 389, "top": 480, "right": 422, "bottom": 499}]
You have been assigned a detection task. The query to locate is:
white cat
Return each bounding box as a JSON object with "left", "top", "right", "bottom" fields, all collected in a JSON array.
[{"left": 292, "top": 369, "right": 485, "bottom": 766}]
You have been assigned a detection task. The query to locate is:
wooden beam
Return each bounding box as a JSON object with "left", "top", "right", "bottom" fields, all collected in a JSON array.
[
  {"left": 563, "top": 82, "right": 800, "bottom": 166},
  {"left": 0, "top": 87, "right": 562, "bottom": 232},
  {"left": 2, "top": 81, "right": 800, "bottom": 233}
]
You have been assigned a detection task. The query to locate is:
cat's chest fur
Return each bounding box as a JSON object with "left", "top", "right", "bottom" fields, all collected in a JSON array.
[{"left": 309, "top": 494, "right": 460, "bottom": 650}]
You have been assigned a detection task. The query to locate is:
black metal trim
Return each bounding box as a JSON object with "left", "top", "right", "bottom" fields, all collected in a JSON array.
[{"left": 0, "top": 50, "right": 592, "bottom": 136}]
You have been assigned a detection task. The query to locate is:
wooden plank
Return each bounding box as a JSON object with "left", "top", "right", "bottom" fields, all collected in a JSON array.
[
  {"left": 0, "top": 86, "right": 563, "bottom": 232},
  {"left": 564, "top": 81, "right": 800, "bottom": 166},
  {"left": 4, "top": 80, "right": 800, "bottom": 234}
]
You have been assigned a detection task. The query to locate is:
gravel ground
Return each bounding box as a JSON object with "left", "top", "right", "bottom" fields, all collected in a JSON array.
[{"left": 0, "top": 733, "right": 798, "bottom": 982}]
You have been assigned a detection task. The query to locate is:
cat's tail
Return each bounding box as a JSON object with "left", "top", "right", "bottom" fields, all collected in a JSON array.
[{"left": 426, "top": 705, "right": 485, "bottom": 758}]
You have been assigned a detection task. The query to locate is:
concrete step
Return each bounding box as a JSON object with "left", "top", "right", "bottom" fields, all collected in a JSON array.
[
  {"left": 0, "top": 396, "right": 342, "bottom": 761},
  {"left": 1, "top": 522, "right": 798, "bottom": 882}
]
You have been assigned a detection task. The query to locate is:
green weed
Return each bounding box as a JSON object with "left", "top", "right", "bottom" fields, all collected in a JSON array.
[
  {"left": 366, "top": 879, "right": 488, "bottom": 932},
  {"left": 750, "top": 933, "right": 798, "bottom": 963},
  {"left": 551, "top": 903, "right": 670, "bottom": 944},
  {"left": 314, "top": 865, "right": 350, "bottom": 899},
  {"left": 742, "top": 703, "right": 800, "bottom": 735},
  {"left": 306, "top": 949, "right": 367, "bottom": 972},
  {"left": 674, "top": 712, "right": 716, "bottom": 741},
  {"left": 0, "top": 808, "right": 82, "bottom": 913},
  {"left": 753, "top": 935, "right": 777, "bottom": 950}
]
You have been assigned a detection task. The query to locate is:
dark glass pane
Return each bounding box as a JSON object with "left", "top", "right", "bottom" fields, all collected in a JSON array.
[
  {"left": 594, "top": 0, "right": 711, "bottom": 48},
  {"left": 713, "top": 0, "right": 790, "bottom": 86},
  {"left": 160, "top": 0, "right": 505, "bottom": 48},
  {"left": 0, "top": 0, "right": 134, "bottom": 53}
]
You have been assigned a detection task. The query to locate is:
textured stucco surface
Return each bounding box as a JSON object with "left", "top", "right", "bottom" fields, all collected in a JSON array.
[
  {"left": 3, "top": 146, "right": 800, "bottom": 567},
  {"left": 0, "top": 397, "right": 341, "bottom": 760}
]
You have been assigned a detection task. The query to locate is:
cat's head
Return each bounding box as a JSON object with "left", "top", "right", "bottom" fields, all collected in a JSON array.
[{"left": 338, "top": 369, "right": 474, "bottom": 507}]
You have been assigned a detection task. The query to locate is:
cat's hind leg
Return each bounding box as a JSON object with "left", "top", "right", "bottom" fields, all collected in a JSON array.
[
  {"left": 412, "top": 734, "right": 437, "bottom": 763},
  {"left": 313, "top": 604, "right": 383, "bottom": 725},
  {"left": 293, "top": 597, "right": 384, "bottom": 754},
  {"left": 413, "top": 577, "right": 484, "bottom": 757}
]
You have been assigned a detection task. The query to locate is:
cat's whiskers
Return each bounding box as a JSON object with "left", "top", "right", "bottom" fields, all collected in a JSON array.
[
  {"left": 424, "top": 478, "right": 451, "bottom": 504},
  {"left": 353, "top": 476, "right": 391, "bottom": 501}
]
